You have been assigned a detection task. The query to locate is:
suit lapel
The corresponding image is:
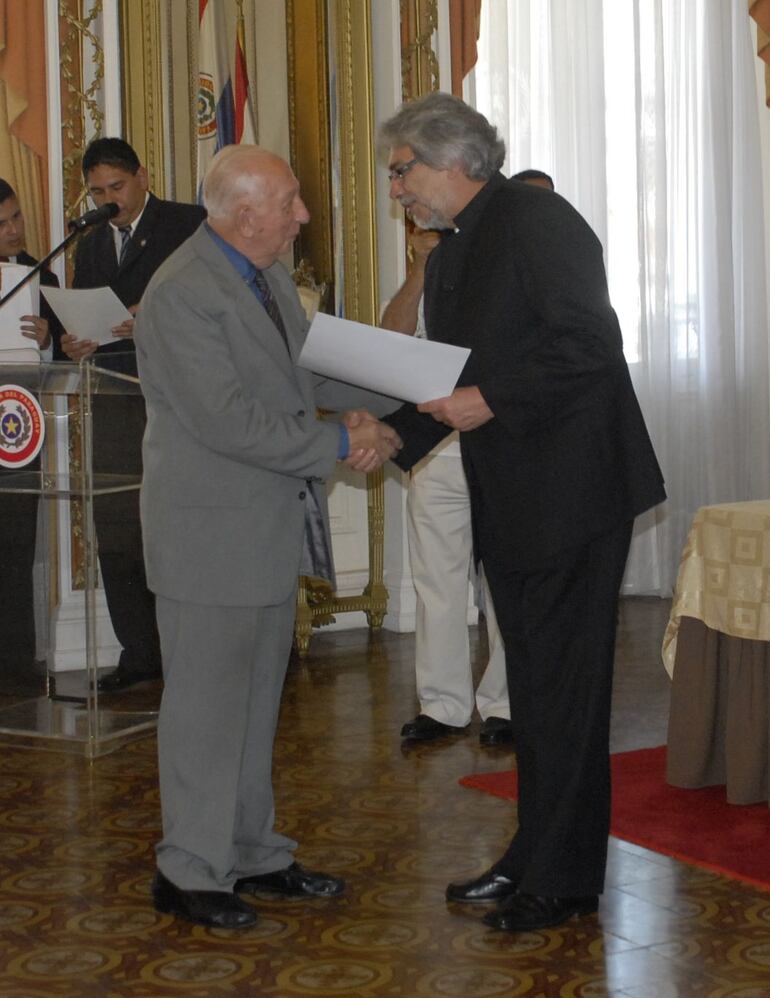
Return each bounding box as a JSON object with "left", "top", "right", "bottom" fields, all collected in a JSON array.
[
  {"left": 118, "top": 194, "right": 160, "bottom": 273},
  {"left": 190, "top": 227, "right": 298, "bottom": 378},
  {"left": 260, "top": 267, "right": 305, "bottom": 362},
  {"left": 88, "top": 225, "right": 119, "bottom": 285}
]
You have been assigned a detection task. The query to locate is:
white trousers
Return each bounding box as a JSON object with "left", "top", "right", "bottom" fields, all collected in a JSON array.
[{"left": 406, "top": 447, "right": 509, "bottom": 727}]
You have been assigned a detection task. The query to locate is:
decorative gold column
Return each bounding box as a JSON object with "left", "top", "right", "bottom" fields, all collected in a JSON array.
[
  {"left": 287, "top": 0, "right": 334, "bottom": 302},
  {"left": 118, "top": 0, "right": 166, "bottom": 195},
  {"left": 288, "top": 0, "right": 390, "bottom": 655},
  {"left": 58, "top": 0, "right": 107, "bottom": 590},
  {"left": 58, "top": 0, "right": 103, "bottom": 237}
]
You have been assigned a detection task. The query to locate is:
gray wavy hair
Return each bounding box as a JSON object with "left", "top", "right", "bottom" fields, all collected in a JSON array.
[{"left": 379, "top": 92, "right": 505, "bottom": 181}]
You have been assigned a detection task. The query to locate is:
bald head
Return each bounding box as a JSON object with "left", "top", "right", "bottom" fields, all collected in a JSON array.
[{"left": 203, "top": 144, "right": 310, "bottom": 268}]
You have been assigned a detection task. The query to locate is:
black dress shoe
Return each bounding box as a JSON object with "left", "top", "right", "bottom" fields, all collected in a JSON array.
[
  {"left": 235, "top": 862, "right": 345, "bottom": 898},
  {"left": 483, "top": 892, "right": 599, "bottom": 931},
  {"left": 446, "top": 866, "right": 519, "bottom": 904},
  {"left": 152, "top": 871, "right": 257, "bottom": 928},
  {"left": 98, "top": 664, "right": 161, "bottom": 693},
  {"left": 400, "top": 714, "right": 469, "bottom": 741},
  {"left": 479, "top": 716, "right": 514, "bottom": 746}
]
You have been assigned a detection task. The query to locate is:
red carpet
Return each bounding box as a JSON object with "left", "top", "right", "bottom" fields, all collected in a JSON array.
[{"left": 459, "top": 745, "right": 770, "bottom": 890}]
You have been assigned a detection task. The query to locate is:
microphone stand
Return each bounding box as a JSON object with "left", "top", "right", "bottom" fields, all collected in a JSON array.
[{"left": 0, "top": 226, "right": 81, "bottom": 309}]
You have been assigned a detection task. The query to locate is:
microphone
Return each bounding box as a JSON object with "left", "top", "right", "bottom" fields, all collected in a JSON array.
[{"left": 68, "top": 202, "right": 120, "bottom": 231}]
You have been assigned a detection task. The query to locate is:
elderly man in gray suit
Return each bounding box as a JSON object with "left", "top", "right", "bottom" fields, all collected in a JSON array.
[{"left": 134, "top": 144, "right": 401, "bottom": 929}]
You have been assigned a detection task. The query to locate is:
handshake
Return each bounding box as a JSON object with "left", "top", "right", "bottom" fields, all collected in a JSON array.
[{"left": 342, "top": 409, "right": 403, "bottom": 473}]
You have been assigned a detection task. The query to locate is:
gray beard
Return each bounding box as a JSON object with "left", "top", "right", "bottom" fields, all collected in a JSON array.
[{"left": 412, "top": 211, "right": 453, "bottom": 231}]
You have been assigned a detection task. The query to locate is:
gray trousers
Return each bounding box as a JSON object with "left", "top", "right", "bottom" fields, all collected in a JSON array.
[{"left": 155, "top": 593, "right": 297, "bottom": 891}]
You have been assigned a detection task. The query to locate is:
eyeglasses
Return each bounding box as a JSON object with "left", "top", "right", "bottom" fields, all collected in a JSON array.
[{"left": 387, "top": 157, "right": 419, "bottom": 183}]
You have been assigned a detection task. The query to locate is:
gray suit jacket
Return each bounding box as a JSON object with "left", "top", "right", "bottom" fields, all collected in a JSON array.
[{"left": 134, "top": 224, "right": 396, "bottom": 608}]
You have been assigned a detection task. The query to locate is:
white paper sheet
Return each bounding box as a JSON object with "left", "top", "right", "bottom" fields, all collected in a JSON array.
[
  {"left": 0, "top": 263, "right": 41, "bottom": 362},
  {"left": 298, "top": 312, "right": 470, "bottom": 404},
  {"left": 41, "top": 286, "right": 133, "bottom": 347}
]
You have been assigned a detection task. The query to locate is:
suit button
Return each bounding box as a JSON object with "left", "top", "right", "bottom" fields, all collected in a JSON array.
[
  {"left": 299, "top": 490, "right": 306, "bottom": 500},
  {"left": 297, "top": 409, "right": 306, "bottom": 417}
]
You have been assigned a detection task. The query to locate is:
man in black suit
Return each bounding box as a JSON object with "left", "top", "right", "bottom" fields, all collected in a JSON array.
[
  {"left": 0, "top": 179, "right": 61, "bottom": 689},
  {"left": 61, "top": 138, "right": 206, "bottom": 692},
  {"left": 380, "top": 93, "right": 666, "bottom": 932}
]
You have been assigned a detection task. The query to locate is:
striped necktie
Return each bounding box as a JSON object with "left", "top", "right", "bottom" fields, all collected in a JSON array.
[
  {"left": 118, "top": 226, "right": 132, "bottom": 265},
  {"left": 252, "top": 269, "right": 289, "bottom": 351}
]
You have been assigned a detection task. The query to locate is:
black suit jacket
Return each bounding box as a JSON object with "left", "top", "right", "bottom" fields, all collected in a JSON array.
[
  {"left": 73, "top": 193, "right": 206, "bottom": 364},
  {"left": 72, "top": 193, "right": 206, "bottom": 473},
  {"left": 386, "top": 173, "right": 665, "bottom": 572}
]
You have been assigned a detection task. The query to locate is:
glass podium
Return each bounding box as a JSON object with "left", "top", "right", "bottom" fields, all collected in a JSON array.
[{"left": 0, "top": 358, "right": 157, "bottom": 757}]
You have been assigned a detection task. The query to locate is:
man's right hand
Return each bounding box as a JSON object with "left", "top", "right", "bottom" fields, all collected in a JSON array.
[
  {"left": 61, "top": 332, "right": 99, "bottom": 361},
  {"left": 409, "top": 227, "right": 440, "bottom": 267},
  {"left": 343, "top": 409, "right": 403, "bottom": 473}
]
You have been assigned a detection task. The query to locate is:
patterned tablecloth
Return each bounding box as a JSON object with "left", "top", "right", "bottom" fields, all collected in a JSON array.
[{"left": 662, "top": 500, "right": 770, "bottom": 676}]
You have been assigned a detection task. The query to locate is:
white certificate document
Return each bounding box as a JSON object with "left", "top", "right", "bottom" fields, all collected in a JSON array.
[
  {"left": 298, "top": 312, "right": 470, "bottom": 404},
  {"left": 0, "top": 263, "right": 41, "bottom": 361},
  {"left": 41, "top": 286, "right": 133, "bottom": 347}
]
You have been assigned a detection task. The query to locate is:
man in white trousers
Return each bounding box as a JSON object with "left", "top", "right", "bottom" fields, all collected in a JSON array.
[{"left": 382, "top": 226, "right": 510, "bottom": 746}]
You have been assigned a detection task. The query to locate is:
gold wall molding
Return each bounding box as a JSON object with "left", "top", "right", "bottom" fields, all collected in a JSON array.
[
  {"left": 286, "top": 0, "right": 333, "bottom": 301},
  {"left": 58, "top": 0, "right": 103, "bottom": 221},
  {"left": 119, "top": 0, "right": 166, "bottom": 196},
  {"left": 288, "top": 0, "right": 379, "bottom": 321},
  {"left": 400, "top": 0, "right": 439, "bottom": 100},
  {"left": 288, "top": 1, "right": 388, "bottom": 653},
  {"left": 58, "top": 0, "right": 106, "bottom": 589},
  {"left": 332, "top": 0, "right": 378, "bottom": 324}
]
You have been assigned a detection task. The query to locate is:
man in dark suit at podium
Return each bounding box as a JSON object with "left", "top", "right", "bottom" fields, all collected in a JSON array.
[
  {"left": 0, "top": 179, "right": 62, "bottom": 689},
  {"left": 60, "top": 139, "right": 205, "bottom": 692}
]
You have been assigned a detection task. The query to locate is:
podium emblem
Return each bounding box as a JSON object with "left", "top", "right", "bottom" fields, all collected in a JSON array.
[{"left": 0, "top": 384, "right": 44, "bottom": 468}]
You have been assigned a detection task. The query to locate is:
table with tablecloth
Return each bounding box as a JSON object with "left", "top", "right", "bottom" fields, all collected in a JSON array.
[{"left": 662, "top": 499, "right": 770, "bottom": 805}]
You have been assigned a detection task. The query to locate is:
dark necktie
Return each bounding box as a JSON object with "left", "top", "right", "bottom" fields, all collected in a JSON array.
[
  {"left": 118, "top": 226, "right": 132, "bottom": 265},
  {"left": 252, "top": 269, "right": 289, "bottom": 351}
]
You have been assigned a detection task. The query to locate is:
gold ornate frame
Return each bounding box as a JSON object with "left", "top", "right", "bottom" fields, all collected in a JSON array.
[
  {"left": 287, "top": 0, "right": 387, "bottom": 655},
  {"left": 118, "top": 1, "right": 167, "bottom": 197}
]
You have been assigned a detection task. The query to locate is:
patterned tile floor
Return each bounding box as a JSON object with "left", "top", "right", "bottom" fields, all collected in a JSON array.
[{"left": 0, "top": 597, "right": 768, "bottom": 996}]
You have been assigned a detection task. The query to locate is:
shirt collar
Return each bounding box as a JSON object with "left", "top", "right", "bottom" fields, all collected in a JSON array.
[
  {"left": 109, "top": 191, "right": 150, "bottom": 235},
  {"left": 451, "top": 171, "right": 507, "bottom": 235},
  {"left": 204, "top": 223, "right": 257, "bottom": 284}
]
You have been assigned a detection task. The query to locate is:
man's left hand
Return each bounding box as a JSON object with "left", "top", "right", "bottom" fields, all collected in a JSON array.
[
  {"left": 417, "top": 386, "right": 493, "bottom": 431},
  {"left": 112, "top": 304, "right": 138, "bottom": 339},
  {"left": 20, "top": 315, "right": 51, "bottom": 350}
]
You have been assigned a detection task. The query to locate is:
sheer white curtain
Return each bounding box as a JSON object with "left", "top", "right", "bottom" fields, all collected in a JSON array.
[{"left": 470, "top": 0, "right": 770, "bottom": 595}]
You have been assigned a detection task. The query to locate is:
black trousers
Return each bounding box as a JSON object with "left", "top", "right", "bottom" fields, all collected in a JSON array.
[
  {"left": 92, "top": 394, "right": 161, "bottom": 675},
  {"left": 0, "top": 492, "right": 37, "bottom": 671},
  {"left": 484, "top": 520, "right": 633, "bottom": 897}
]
